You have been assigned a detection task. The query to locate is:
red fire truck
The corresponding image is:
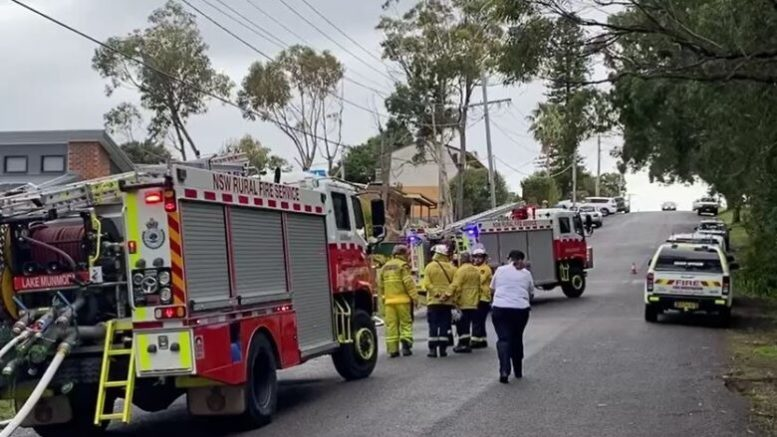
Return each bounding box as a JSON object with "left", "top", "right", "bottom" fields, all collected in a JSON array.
[
  {"left": 0, "top": 164, "right": 384, "bottom": 436},
  {"left": 407, "top": 203, "right": 593, "bottom": 298}
]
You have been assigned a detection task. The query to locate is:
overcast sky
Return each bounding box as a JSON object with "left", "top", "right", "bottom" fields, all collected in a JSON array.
[{"left": 0, "top": 0, "right": 707, "bottom": 211}]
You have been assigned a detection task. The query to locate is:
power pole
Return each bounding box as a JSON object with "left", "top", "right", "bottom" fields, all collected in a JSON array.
[
  {"left": 481, "top": 74, "right": 497, "bottom": 209},
  {"left": 571, "top": 149, "right": 578, "bottom": 205},
  {"left": 595, "top": 135, "right": 601, "bottom": 197}
]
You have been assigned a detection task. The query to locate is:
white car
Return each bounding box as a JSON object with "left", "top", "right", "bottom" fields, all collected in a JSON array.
[
  {"left": 571, "top": 204, "right": 603, "bottom": 227},
  {"left": 584, "top": 197, "right": 618, "bottom": 216},
  {"left": 666, "top": 232, "right": 727, "bottom": 252},
  {"left": 645, "top": 242, "right": 738, "bottom": 325}
]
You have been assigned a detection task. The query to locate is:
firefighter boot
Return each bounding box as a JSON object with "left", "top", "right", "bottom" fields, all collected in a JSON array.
[
  {"left": 427, "top": 347, "right": 438, "bottom": 358},
  {"left": 401, "top": 340, "right": 413, "bottom": 357},
  {"left": 438, "top": 345, "right": 448, "bottom": 358},
  {"left": 453, "top": 341, "right": 472, "bottom": 354}
]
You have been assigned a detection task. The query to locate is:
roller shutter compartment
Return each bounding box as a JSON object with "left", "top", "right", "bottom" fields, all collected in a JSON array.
[
  {"left": 285, "top": 213, "right": 336, "bottom": 355},
  {"left": 180, "top": 201, "right": 230, "bottom": 308},
  {"left": 230, "top": 207, "right": 288, "bottom": 301}
]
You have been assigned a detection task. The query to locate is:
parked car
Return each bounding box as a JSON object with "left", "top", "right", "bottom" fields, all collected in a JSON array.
[
  {"left": 661, "top": 201, "right": 677, "bottom": 211},
  {"left": 693, "top": 197, "right": 720, "bottom": 215},
  {"left": 584, "top": 197, "right": 619, "bottom": 216},
  {"left": 570, "top": 204, "right": 603, "bottom": 227},
  {"left": 644, "top": 242, "right": 737, "bottom": 325},
  {"left": 696, "top": 219, "right": 730, "bottom": 249},
  {"left": 614, "top": 196, "right": 630, "bottom": 213}
]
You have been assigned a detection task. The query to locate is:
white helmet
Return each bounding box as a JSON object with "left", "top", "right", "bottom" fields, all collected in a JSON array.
[
  {"left": 431, "top": 244, "right": 449, "bottom": 255},
  {"left": 472, "top": 248, "right": 487, "bottom": 256}
]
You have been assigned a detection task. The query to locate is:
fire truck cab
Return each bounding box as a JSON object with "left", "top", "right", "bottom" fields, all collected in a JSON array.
[{"left": 0, "top": 164, "right": 384, "bottom": 436}]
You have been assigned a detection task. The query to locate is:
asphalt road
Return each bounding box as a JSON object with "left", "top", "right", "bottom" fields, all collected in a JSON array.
[{"left": 26, "top": 211, "right": 754, "bottom": 437}]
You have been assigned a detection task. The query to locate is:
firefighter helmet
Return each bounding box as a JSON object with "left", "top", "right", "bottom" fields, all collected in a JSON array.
[{"left": 431, "top": 244, "right": 448, "bottom": 255}]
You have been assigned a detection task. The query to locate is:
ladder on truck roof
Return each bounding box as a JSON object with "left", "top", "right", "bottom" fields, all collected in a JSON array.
[
  {"left": 444, "top": 202, "right": 523, "bottom": 233},
  {"left": 0, "top": 171, "right": 162, "bottom": 219}
]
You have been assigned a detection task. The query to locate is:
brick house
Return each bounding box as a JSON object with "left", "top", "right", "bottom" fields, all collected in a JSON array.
[{"left": 0, "top": 130, "right": 134, "bottom": 191}]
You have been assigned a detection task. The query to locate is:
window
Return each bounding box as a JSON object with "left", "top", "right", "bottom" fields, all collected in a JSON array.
[
  {"left": 573, "top": 215, "right": 584, "bottom": 235},
  {"left": 351, "top": 196, "right": 365, "bottom": 232},
  {"left": 655, "top": 248, "right": 723, "bottom": 273},
  {"left": 331, "top": 192, "right": 351, "bottom": 230},
  {"left": 4, "top": 156, "right": 27, "bottom": 173},
  {"left": 558, "top": 217, "right": 571, "bottom": 234},
  {"left": 41, "top": 155, "right": 65, "bottom": 173}
]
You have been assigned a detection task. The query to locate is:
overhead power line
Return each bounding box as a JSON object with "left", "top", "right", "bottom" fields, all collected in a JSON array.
[
  {"left": 297, "top": 0, "right": 392, "bottom": 70},
  {"left": 490, "top": 119, "right": 539, "bottom": 154},
  {"left": 9, "top": 0, "right": 354, "bottom": 150},
  {"left": 274, "top": 0, "right": 396, "bottom": 84},
  {"left": 180, "top": 0, "right": 396, "bottom": 121}
]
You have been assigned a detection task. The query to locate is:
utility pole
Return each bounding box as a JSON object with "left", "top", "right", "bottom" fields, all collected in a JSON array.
[
  {"left": 571, "top": 149, "right": 578, "bottom": 205},
  {"left": 595, "top": 135, "right": 601, "bottom": 197},
  {"left": 481, "top": 74, "right": 497, "bottom": 209}
]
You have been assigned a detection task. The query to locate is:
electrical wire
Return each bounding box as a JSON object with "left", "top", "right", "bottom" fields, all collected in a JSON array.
[
  {"left": 8, "top": 0, "right": 355, "bottom": 150},
  {"left": 297, "top": 0, "right": 391, "bottom": 68},
  {"left": 490, "top": 119, "right": 540, "bottom": 154},
  {"left": 274, "top": 0, "right": 396, "bottom": 84},
  {"left": 181, "top": 0, "right": 397, "bottom": 122},
  {"left": 201, "top": 0, "right": 391, "bottom": 94}
]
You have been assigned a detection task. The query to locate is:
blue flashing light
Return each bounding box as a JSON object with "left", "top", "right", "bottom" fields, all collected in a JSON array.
[{"left": 463, "top": 225, "right": 479, "bottom": 238}]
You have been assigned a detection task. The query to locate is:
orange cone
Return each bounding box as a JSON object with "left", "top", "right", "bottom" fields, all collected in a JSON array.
[{"left": 631, "top": 263, "right": 637, "bottom": 274}]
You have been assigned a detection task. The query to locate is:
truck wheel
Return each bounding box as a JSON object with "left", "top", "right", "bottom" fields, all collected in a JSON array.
[
  {"left": 32, "top": 385, "right": 114, "bottom": 437},
  {"left": 644, "top": 305, "right": 658, "bottom": 323},
  {"left": 332, "top": 309, "right": 377, "bottom": 381},
  {"left": 241, "top": 334, "right": 278, "bottom": 428},
  {"left": 561, "top": 271, "right": 585, "bottom": 298}
]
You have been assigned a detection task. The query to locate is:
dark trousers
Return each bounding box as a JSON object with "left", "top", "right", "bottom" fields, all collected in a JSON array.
[
  {"left": 472, "top": 301, "right": 491, "bottom": 346},
  {"left": 456, "top": 309, "right": 477, "bottom": 347},
  {"left": 427, "top": 305, "right": 452, "bottom": 352},
  {"left": 491, "top": 306, "right": 530, "bottom": 377}
]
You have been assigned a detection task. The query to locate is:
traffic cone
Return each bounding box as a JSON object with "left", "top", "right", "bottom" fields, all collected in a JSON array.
[{"left": 631, "top": 263, "right": 637, "bottom": 274}]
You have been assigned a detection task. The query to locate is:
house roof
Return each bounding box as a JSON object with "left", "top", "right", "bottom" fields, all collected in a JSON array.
[{"left": 0, "top": 130, "right": 135, "bottom": 172}]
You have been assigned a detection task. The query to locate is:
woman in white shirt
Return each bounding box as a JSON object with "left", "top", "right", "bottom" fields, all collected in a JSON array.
[{"left": 490, "top": 249, "right": 533, "bottom": 384}]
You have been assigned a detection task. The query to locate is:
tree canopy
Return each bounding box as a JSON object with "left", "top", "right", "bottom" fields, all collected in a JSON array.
[
  {"left": 449, "top": 168, "right": 510, "bottom": 217},
  {"left": 220, "top": 135, "right": 290, "bottom": 176},
  {"left": 92, "top": 1, "right": 233, "bottom": 160},
  {"left": 238, "top": 45, "right": 344, "bottom": 171}
]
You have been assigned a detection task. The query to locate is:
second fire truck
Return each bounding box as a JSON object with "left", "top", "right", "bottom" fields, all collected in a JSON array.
[
  {"left": 406, "top": 203, "right": 593, "bottom": 298},
  {"left": 0, "top": 164, "right": 384, "bottom": 436}
]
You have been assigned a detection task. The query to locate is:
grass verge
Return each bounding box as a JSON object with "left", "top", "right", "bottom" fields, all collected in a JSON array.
[{"left": 720, "top": 209, "right": 777, "bottom": 435}]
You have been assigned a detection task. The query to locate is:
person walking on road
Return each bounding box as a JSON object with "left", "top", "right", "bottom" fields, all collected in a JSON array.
[
  {"left": 471, "top": 247, "right": 493, "bottom": 349},
  {"left": 450, "top": 252, "right": 481, "bottom": 353},
  {"left": 421, "top": 244, "right": 457, "bottom": 358},
  {"left": 490, "top": 250, "right": 533, "bottom": 383},
  {"left": 377, "top": 245, "right": 419, "bottom": 358}
]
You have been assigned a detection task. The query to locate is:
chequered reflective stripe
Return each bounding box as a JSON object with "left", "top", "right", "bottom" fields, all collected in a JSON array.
[{"left": 167, "top": 211, "right": 186, "bottom": 305}]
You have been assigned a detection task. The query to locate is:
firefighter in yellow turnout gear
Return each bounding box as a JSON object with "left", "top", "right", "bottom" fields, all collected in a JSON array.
[
  {"left": 421, "top": 245, "right": 457, "bottom": 358},
  {"left": 377, "top": 245, "right": 419, "bottom": 357},
  {"left": 471, "top": 247, "right": 493, "bottom": 349},
  {"left": 451, "top": 252, "right": 482, "bottom": 353}
]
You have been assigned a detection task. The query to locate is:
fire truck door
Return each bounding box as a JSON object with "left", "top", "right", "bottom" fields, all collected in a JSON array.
[
  {"left": 285, "top": 213, "right": 337, "bottom": 358},
  {"left": 526, "top": 230, "right": 556, "bottom": 285}
]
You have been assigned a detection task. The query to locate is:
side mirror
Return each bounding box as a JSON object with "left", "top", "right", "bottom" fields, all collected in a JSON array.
[
  {"left": 693, "top": 226, "right": 698, "bottom": 231},
  {"left": 727, "top": 254, "right": 735, "bottom": 263},
  {"left": 370, "top": 199, "right": 386, "bottom": 239},
  {"left": 730, "top": 262, "right": 740, "bottom": 271}
]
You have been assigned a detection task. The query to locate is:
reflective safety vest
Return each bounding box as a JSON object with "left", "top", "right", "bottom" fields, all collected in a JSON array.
[
  {"left": 477, "top": 263, "right": 493, "bottom": 303},
  {"left": 452, "top": 263, "right": 481, "bottom": 309},
  {"left": 378, "top": 257, "right": 418, "bottom": 305}
]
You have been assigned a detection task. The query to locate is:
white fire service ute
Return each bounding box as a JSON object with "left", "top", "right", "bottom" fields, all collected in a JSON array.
[
  {"left": 0, "top": 164, "right": 384, "bottom": 436},
  {"left": 644, "top": 242, "right": 738, "bottom": 325}
]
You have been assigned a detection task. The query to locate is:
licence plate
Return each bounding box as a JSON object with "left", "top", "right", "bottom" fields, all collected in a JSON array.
[{"left": 674, "top": 301, "right": 699, "bottom": 310}]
